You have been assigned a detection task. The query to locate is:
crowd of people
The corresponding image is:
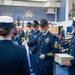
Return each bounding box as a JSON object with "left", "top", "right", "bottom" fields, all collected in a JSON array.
[{"left": 0, "top": 16, "right": 75, "bottom": 75}]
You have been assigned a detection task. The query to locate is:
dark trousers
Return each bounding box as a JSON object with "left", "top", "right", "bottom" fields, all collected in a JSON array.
[
  {"left": 35, "top": 63, "right": 53, "bottom": 75},
  {"left": 30, "top": 54, "right": 36, "bottom": 71}
]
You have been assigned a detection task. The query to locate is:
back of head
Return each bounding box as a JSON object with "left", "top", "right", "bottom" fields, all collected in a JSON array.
[
  {"left": 0, "top": 16, "right": 14, "bottom": 37},
  {"left": 40, "top": 19, "right": 48, "bottom": 27}
]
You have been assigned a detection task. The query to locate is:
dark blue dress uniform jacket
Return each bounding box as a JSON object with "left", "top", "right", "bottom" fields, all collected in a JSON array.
[
  {"left": 28, "top": 30, "right": 34, "bottom": 41},
  {"left": 28, "top": 30, "right": 41, "bottom": 70},
  {"left": 58, "top": 38, "right": 65, "bottom": 52},
  {"left": 68, "top": 35, "right": 75, "bottom": 75},
  {"left": 28, "top": 31, "right": 59, "bottom": 67},
  {"left": 28, "top": 30, "right": 41, "bottom": 52},
  {"left": 0, "top": 40, "right": 30, "bottom": 75},
  {"left": 28, "top": 30, "right": 34, "bottom": 50},
  {"left": 31, "top": 30, "right": 41, "bottom": 54},
  {"left": 16, "top": 30, "right": 25, "bottom": 46}
]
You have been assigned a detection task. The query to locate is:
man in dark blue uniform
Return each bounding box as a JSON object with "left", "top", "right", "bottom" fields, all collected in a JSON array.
[
  {"left": 30, "top": 20, "right": 41, "bottom": 54},
  {"left": 23, "top": 19, "right": 59, "bottom": 75},
  {"left": 57, "top": 34, "right": 65, "bottom": 52},
  {"left": 26, "top": 22, "right": 35, "bottom": 72},
  {"left": 60, "top": 37, "right": 71, "bottom": 53},
  {"left": 16, "top": 26, "right": 25, "bottom": 46},
  {"left": 30, "top": 20, "right": 41, "bottom": 73},
  {"left": 27, "top": 22, "right": 34, "bottom": 41},
  {"left": 0, "top": 16, "right": 30, "bottom": 75},
  {"left": 64, "top": 17, "right": 75, "bottom": 75}
]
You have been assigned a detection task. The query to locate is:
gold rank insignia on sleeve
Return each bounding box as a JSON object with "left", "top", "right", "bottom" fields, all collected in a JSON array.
[
  {"left": 66, "top": 48, "right": 68, "bottom": 51},
  {"left": 54, "top": 42, "right": 59, "bottom": 48},
  {"left": 47, "top": 52, "right": 54, "bottom": 56}
]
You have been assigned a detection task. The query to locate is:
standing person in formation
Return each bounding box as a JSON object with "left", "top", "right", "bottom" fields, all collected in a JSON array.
[
  {"left": 26, "top": 22, "right": 34, "bottom": 71},
  {"left": 22, "top": 19, "right": 59, "bottom": 75},
  {"left": 26, "top": 22, "right": 34, "bottom": 41},
  {"left": 16, "top": 26, "right": 25, "bottom": 46},
  {"left": 0, "top": 16, "right": 30, "bottom": 75},
  {"left": 64, "top": 17, "right": 75, "bottom": 75},
  {"left": 29, "top": 20, "right": 41, "bottom": 73}
]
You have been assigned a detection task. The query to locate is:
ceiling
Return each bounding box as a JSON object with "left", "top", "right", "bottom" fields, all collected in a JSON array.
[
  {"left": 0, "top": 0, "right": 61, "bottom": 8},
  {"left": 13, "top": 0, "right": 60, "bottom": 2},
  {"left": 0, "top": 0, "right": 61, "bottom": 14},
  {"left": 14, "top": 0, "right": 48, "bottom": 1}
]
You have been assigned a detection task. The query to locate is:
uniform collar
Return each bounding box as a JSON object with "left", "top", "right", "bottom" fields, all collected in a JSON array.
[
  {"left": 0, "top": 40, "right": 13, "bottom": 45},
  {"left": 30, "top": 29, "right": 33, "bottom": 32},
  {"left": 0, "top": 38, "right": 11, "bottom": 40},
  {"left": 43, "top": 31, "right": 48, "bottom": 35},
  {"left": 34, "top": 30, "right": 39, "bottom": 33}
]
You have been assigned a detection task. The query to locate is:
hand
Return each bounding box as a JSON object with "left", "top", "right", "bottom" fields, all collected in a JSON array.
[
  {"left": 22, "top": 41, "right": 26, "bottom": 46},
  {"left": 39, "top": 54, "right": 45, "bottom": 60},
  {"left": 61, "top": 49, "right": 65, "bottom": 52},
  {"left": 64, "top": 61, "right": 72, "bottom": 66},
  {"left": 30, "top": 51, "right": 32, "bottom": 54}
]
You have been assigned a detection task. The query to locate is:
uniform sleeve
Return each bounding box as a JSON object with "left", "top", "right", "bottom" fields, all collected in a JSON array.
[
  {"left": 21, "top": 49, "right": 30, "bottom": 75},
  {"left": 70, "top": 58, "right": 75, "bottom": 66},
  {"left": 31, "top": 45, "right": 38, "bottom": 54},
  {"left": 70, "top": 48, "right": 75, "bottom": 66},
  {"left": 21, "top": 31, "right": 25, "bottom": 38},
  {"left": 27, "top": 35, "right": 38, "bottom": 47},
  {"left": 45, "top": 36, "right": 59, "bottom": 59}
]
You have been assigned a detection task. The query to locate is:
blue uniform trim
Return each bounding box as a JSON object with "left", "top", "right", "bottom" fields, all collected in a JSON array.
[{"left": 0, "top": 23, "right": 15, "bottom": 29}]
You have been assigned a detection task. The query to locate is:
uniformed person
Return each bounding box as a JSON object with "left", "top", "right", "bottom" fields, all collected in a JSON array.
[
  {"left": 0, "top": 16, "right": 30, "bottom": 75},
  {"left": 60, "top": 37, "right": 71, "bottom": 53},
  {"left": 57, "top": 34, "right": 65, "bottom": 52},
  {"left": 22, "top": 19, "right": 59, "bottom": 75},
  {"left": 12, "top": 26, "right": 17, "bottom": 41},
  {"left": 64, "top": 17, "right": 75, "bottom": 75},
  {"left": 26, "top": 22, "right": 34, "bottom": 41},
  {"left": 30, "top": 20, "right": 41, "bottom": 54},
  {"left": 16, "top": 26, "right": 25, "bottom": 46},
  {"left": 26, "top": 22, "right": 34, "bottom": 72},
  {"left": 30, "top": 20, "right": 41, "bottom": 73}
]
